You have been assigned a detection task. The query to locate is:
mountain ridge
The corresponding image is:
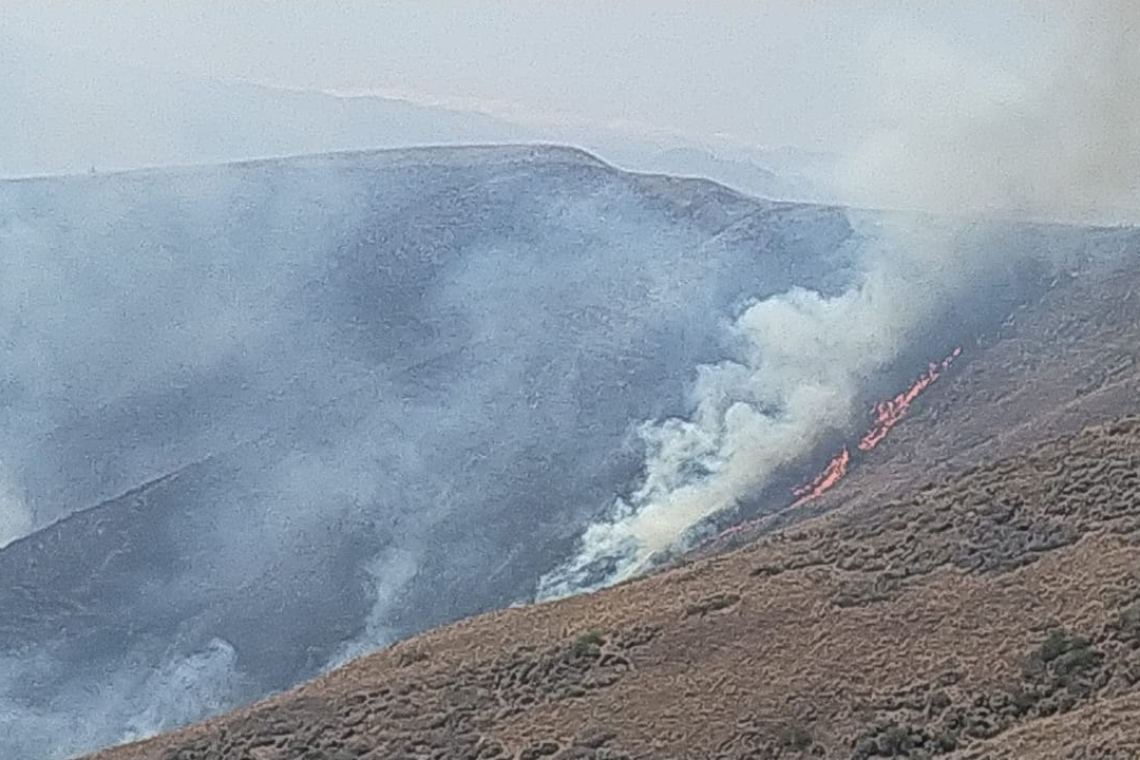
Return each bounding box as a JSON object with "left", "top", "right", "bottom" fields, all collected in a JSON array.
[
  {"left": 2, "top": 40, "right": 819, "bottom": 201},
  {"left": 5, "top": 144, "right": 615, "bottom": 184}
]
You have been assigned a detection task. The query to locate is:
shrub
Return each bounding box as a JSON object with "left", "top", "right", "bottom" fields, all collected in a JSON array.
[
  {"left": 1008, "top": 685, "right": 1037, "bottom": 715},
  {"left": 684, "top": 592, "right": 741, "bottom": 617},
  {"left": 1037, "top": 630, "right": 1076, "bottom": 662},
  {"left": 572, "top": 630, "right": 605, "bottom": 656},
  {"left": 1053, "top": 641, "right": 1102, "bottom": 678},
  {"left": 1111, "top": 602, "right": 1140, "bottom": 645},
  {"left": 776, "top": 721, "right": 813, "bottom": 751},
  {"left": 933, "top": 728, "right": 959, "bottom": 753},
  {"left": 877, "top": 724, "right": 915, "bottom": 756}
]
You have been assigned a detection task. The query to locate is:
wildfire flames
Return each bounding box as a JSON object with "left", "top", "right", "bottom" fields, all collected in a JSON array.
[
  {"left": 788, "top": 346, "right": 962, "bottom": 508},
  {"left": 857, "top": 347, "right": 963, "bottom": 452},
  {"left": 710, "top": 346, "right": 963, "bottom": 545},
  {"left": 789, "top": 447, "right": 850, "bottom": 508}
]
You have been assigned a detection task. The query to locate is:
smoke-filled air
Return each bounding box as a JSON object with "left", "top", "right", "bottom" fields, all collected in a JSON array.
[
  {"left": 2, "top": 5, "right": 1139, "bottom": 760},
  {"left": 540, "top": 2, "right": 1140, "bottom": 596},
  {"left": 838, "top": 1, "right": 1140, "bottom": 224},
  {"left": 0, "top": 461, "right": 31, "bottom": 548}
]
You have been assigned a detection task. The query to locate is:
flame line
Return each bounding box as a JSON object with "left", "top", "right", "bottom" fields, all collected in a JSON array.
[
  {"left": 709, "top": 346, "right": 962, "bottom": 544},
  {"left": 789, "top": 446, "right": 850, "bottom": 508}
]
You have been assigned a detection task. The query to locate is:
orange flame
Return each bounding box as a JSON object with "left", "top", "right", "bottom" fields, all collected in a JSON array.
[
  {"left": 790, "top": 446, "right": 850, "bottom": 508},
  {"left": 786, "top": 346, "right": 962, "bottom": 508},
  {"left": 857, "top": 346, "right": 962, "bottom": 452},
  {"left": 708, "top": 347, "right": 962, "bottom": 546}
]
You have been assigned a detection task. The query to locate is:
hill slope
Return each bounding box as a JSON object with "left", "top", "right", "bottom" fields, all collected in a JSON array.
[
  {"left": 84, "top": 243, "right": 1140, "bottom": 760},
  {"left": 0, "top": 146, "right": 862, "bottom": 758},
  {"left": 4, "top": 145, "right": 1137, "bottom": 759}
]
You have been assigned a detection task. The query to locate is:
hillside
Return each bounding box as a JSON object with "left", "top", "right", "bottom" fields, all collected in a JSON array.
[
  {"left": 3, "top": 145, "right": 1137, "bottom": 759},
  {"left": 80, "top": 216, "right": 1140, "bottom": 758},
  {"left": 0, "top": 145, "right": 863, "bottom": 759}
]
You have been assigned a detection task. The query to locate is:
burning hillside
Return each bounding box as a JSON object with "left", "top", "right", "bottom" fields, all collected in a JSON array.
[
  {"left": 858, "top": 348, "right": 964, "bottom": 452},
  {"left": 82, "top": 252, "right": 1140, "bottom": 758},
  {"left": 792, "top": 346, "right": 964, "bottom": 508},
  {"left": 5, "top": 148, "right": 1137, "bottom": 760},
  {"left": 711, "top": 346, "right": 964, "bottom": 547}
]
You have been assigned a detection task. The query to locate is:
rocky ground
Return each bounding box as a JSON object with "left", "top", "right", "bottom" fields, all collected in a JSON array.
[{"left": 84, "top": 252, "right": 1140, "bottom": 759}]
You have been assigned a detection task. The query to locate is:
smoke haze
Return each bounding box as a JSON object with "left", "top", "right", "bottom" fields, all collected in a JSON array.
[
  {"left": 837, "top": 2, "right": 1140, "bottom": 223},
  {"left": 0, "top": 148, "right": 869, "bottom": 758},
  {"left": 4, "top": 6, "right": 1140, "bottom": 759},
  {"left": 541, "top": 4, "right": 1140, "bottom": 595}
]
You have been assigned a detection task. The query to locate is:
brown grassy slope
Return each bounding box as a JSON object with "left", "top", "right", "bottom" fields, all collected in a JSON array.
[
  {"left": 87, "top": 417, "right": 1140, "bottom": 760},
  {"left": 86, "top": 262, "right": 1140, "bottom": 760}
]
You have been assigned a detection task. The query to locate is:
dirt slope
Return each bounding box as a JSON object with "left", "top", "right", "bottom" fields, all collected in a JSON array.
[{"left": 84, "top": 259, "right": 1140, "bottom": 759}]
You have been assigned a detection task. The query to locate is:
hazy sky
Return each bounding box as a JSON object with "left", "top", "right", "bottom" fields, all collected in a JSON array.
[{"left": 1, "top": 2, "right": 1063, "bottom": 153}]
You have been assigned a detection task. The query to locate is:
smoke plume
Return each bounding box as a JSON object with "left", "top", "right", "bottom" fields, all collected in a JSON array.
[
  {"left": 0, "top": 462, "right": 30, "bottom": 549},
  {"left": 4, "top": 146, "right": 845, "bottom": 759},
  {"left": 837, "top": 2, "right": 1140, "bottom": 224},
  {"left": 0, "top": 639, "right": 240, "bottom": 760},
  {"left": 537, "top": 222, "right": 984, "bottom": 596},
  {"left": 539, "top": 4, "right": 1140, "bottom": 597}
]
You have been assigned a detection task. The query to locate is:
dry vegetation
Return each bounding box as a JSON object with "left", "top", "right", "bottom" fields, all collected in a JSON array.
[{"left": 86, "top": 259, "right": 1140, "bottom": 760}]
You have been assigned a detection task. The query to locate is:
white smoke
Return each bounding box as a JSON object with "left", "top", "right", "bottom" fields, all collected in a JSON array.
[
  {"left": 0, "top": 462, "right": 31, "bottom": 549},
  {"left": 836, "top": 2, "right": 1140, "bottom": 224},
  {"left": 114, "top": 638, "right": 241, "bottom": 744},
  {"left": 538, "top": 227, "right": 964, "bottom": 597},
  {"left": 0, "top": 638, "right": 239, "bottom": 760},
  {"left": 540, "top": 3, "right": 1140, "bottom": 598},
  {"left": 326, "top": 547, "right": 421, "bottom": 669}
]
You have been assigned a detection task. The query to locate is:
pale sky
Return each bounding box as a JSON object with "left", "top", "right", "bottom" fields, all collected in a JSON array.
[{"left": 0, "top": 1, "right": 1065, "bottom": 154}]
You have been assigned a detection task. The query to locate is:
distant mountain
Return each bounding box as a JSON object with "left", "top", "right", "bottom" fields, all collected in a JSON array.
[
  {"left": 0, "top": 37, "right": 828, "bottom": 201},
  {"left": 0, "top": 40, "right": 532, "bottom": 177}
]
